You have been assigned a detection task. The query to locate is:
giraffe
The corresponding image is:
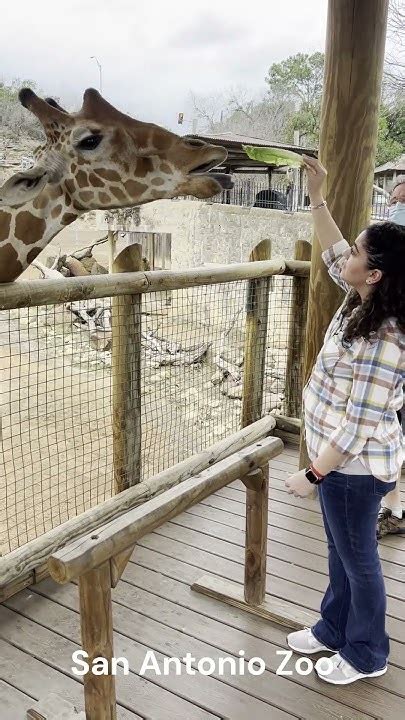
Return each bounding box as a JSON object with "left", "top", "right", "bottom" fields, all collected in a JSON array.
[{"left": 0, "top": 88, "right": 232, "bottom": 283}]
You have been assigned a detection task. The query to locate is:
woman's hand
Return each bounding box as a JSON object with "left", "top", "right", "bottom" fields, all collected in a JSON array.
[
  {"left": 302, "top": 154, "right": 327, "bottom": 202},
  {"left": 285, "top": 468, "right": 316, "bottom": 498}
]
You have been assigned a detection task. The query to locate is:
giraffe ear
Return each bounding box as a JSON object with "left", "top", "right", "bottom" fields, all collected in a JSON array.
[{"left": 0, "top": 167, "right": 48, "bottom": 208}]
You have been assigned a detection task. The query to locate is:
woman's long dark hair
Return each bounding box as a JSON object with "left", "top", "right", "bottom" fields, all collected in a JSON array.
[{"left": 339, "top": 222, "right": 405, "bottom": 346}]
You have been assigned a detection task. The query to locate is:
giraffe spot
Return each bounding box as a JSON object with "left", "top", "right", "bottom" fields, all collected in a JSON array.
[
  {"left": 71, "top": 163, "right": 77, "bottom": 173},
  {"left": 125, "top": 180, "right": 147, "bottom": 196},
  {"left": 151, "top": 177, "right": 165, "bottom": 186},
  {"left": 110, "top": 186, "right": 127, "bottom": 202},
  {"left": 78, "top": 191, "right": 95, "bottom": 203},
  {"left": 27, "top": 247, "right": 42, "bottom": 264},
  {"left": 153, "top": 134, "right": 172, "bottom": 151},
  {"left": 33, "top": 193, "right": 49, "bottom": 210},
  {"left": 89, "top": 172, "right": 105, "bottom": 188},
  {"left": 160, "top": 163, "right": 172, "bottom": 174},
  {"left": 123, "top": 162, "right": 130, "bottom": 174},
  {"left": 99, "top": 192, "right": 111, "bottom": 204},
  {"left": 94, "top": 168, "right": 121, "bottom": 182},
  {"left": 55, "top": 142, "right": 62, "bottom": 150},
  {"left": 136, "top": 158, "right": 153, "bottom": 177},
  {"left": 151, "top": 190, "right": 164, "bottom": 199},
  {"left": 48, "top": 185, "right": 63, "bottom": 200},
  {"left": 76, "top": 170, "right": 88, "bottom": 189},
  {"left": 0, "top": 244, "right": 23, "bottom": 282},
  {"left": 0, "top": 213, "right": 11, "bottom": 242},
  {"left": 77, "top": 157, "right": 90, "bottom": 166},
  {"left": 15, "top": 212, "right": 47, "bottom": 245},
  {"left": 51, "top": 204, "right": 63, "bottom": 218},
  {"left": 64, "top": 179, "right": 76, "bottom": 196},
  {"left": 61, "top": 212, "right": 78, "bottom": 226}
]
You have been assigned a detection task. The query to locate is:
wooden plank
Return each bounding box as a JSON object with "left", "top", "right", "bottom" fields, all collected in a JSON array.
[
  {"left": 49, "top": 437, "right": 283, "bottom": 584},
  {"left": 193, "top": 573, "right": 317, "bottom": 629},
  {"left": 107, "top": 560, "right": 405, "bottom": 673},
  {"left": 165, "top": 504, "right": 405, "bottom": 583},
  {"left": 26, "top": 693, "right": 85, "bottom": 719},
  {"left": 110, "top": 545, "right": 136, "bottom": 588},
  {"left": 133, "top": 539, "right": 405, "bottom": 643},
  {"left": 0, "top": 638, "right": 139, "bottom": 719},
  {"left": 15, "top": 585, "right": 381, "bottom": 720},
  {"left": 112, "top": 245, "right": 142, "bottom": 493},
  {"left": 0, "top": 415, "right": 276, "bottom": 594},
  {"left": 2, "top": 596, "right": 288, "bottom": 720},
  {"left": 0, "top": 259, "right": 297, "bottom": 311},
  {"left": 79, "top": 562, "right": 116, "bottom": 719},
  {"left": 0, "top": 678, "right": 34, "bottom": 717},
  {"left": 149, "top": 515, "right": 405, "bottom": 616},
  {"left": 0, "top": 608, "right": 216, "bottom": 720}
]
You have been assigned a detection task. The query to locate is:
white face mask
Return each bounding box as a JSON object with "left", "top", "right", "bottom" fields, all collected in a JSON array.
[{"left": 388, "top": 201, "right": 405, "bottom": 226}]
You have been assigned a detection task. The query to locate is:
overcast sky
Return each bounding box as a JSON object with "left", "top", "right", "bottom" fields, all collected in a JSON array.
[{"left": 2, "top": 0, "right": 328, "bottom": 132}]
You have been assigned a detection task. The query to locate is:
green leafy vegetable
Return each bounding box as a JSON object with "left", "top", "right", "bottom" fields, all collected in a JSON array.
[{"left": 242, "top": 145, "right": 304, "bottom": 168}]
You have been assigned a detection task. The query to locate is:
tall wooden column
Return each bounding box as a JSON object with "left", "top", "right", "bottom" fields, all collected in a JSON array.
[{"left": 299, "top": 0, "right": 389, "bottom": 468}]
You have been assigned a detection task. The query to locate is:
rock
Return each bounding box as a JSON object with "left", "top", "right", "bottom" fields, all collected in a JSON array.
[
  {"left": 90, "top": 331, "right": 112, "bottom": 352},
  {"left": 211, "top": 370, "right": 224, "bottom": 385},
  {"left": 222, "top": 381, "right": 243, "bottom": 400}
]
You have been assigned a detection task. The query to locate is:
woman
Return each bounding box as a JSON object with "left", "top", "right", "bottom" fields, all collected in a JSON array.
[
  {"left": 284, "top": 156, "right": 405, "bottom": 685},
  {"left": 377, "top": 175, "right": 405, "bottom": 538}
]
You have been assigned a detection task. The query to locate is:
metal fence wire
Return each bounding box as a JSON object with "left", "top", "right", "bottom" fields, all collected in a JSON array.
[{"left": 0, "top": 275, "right": 299, "bottom": 555}]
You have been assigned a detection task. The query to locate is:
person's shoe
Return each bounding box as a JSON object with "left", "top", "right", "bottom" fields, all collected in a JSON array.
[
  {"left": 315, "top": 653, "right": 387, "bottom": 685},
  {"left": 377, "top": 508, "right": 405, "bottom": 539},
  {"left": 286, "top": 627, "right": 335, "bottom": 655}
]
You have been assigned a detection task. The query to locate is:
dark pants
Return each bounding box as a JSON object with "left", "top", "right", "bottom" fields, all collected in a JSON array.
[{"left": 311, "top": 472, "right": 396, "bottom": 673}]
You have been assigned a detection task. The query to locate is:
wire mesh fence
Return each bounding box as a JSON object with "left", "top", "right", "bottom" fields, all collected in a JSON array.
[
  {"left": 190, "top": 177, "right": 389, "bottom": 219},
  {"left": 0, "top": 273, "right": 301, "bottom": 555}
]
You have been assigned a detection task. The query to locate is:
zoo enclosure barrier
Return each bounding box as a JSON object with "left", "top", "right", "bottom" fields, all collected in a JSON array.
[{"left": 0, "top": 239, "right": 311, "bottom": 608}]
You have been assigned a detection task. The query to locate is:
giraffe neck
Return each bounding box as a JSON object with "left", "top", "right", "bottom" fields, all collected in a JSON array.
[{"left": 0, "top": 188, "right": 81, "bottom": 283}]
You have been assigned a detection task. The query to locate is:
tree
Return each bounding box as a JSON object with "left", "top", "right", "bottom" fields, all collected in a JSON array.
[
  {"left": 376, "top": 103, "right": 404, "bottom": 165},
  {"left": 0, "top": 78, "right": 45, "bottom": 141},
  {"left": 265, "top": 52, "right": 324, "bottom": 145}
]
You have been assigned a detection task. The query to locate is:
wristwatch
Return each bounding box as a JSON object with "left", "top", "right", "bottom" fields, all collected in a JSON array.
[{"left": 305, "top": 464, "right": 325, "bottom": 485}]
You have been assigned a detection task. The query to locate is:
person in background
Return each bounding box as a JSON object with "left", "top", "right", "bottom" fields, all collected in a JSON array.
[
  {"left": 285, "top": 156, "right": 404, "bottom": 685},
  {"left": 376, "top": 175, "right": 405, "bottom": 538}
]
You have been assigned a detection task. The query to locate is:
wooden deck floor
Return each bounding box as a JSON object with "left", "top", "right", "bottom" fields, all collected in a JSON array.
[{"left": 0, "top": 443, "right": 404, "bottom": 719}]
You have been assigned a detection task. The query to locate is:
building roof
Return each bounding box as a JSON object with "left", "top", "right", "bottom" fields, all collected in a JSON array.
[
  {"left": 183, "top": 131, "right": 317, "bottom": 173},
  {"left": 374, "top": 153, "right": 405, "bottom": 175}
]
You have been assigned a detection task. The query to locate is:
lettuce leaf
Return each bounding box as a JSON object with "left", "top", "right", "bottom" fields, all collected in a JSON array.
[{"left": 242, "top": 145, "right": 304, "bottom": 168}]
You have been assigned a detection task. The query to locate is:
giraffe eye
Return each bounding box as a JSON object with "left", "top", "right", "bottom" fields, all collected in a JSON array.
[{"left": 77, "top": 135, "right": 103, "bottom": 151}]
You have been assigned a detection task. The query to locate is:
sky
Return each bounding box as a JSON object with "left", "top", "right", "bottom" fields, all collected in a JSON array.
[{"left": 2, "top": 0, "right": 328, "bottom": 132}]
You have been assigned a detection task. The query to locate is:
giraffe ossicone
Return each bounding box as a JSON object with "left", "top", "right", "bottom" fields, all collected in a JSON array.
[{"left": 0, "top": 87, "right": 233, "bottom": 283}]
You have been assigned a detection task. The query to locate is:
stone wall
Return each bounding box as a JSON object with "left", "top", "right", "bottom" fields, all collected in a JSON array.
[{"left": 89, "top": 200, "right": 313, "bottom": 267}]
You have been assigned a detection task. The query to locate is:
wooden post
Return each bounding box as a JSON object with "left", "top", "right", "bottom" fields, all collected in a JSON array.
[
  {"left": 300, "top": 0, "right": 389, "bottom": 470},
  {"left": 242, "top": 240, "right": 272, "bottom": 428},
  {"left": 242, "top": 468, "right": 268, "bottom": 605},
  {"left": 108, "top": 230, "right": 117, "bottom": 273},
  {"left": 241, "top": 240, "right": 272, "bottom": 606},
  {"left": 79, "top": 561, "right": 117, "bottom": 720},
  {"left": 285, "top": 240, "right": 312, "bottom": 419},
  {"left": 112, "top": 244, "right": 142, "bottom": 493}
]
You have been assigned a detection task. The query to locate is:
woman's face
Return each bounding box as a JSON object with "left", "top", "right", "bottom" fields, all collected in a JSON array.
[{"left": 341, "top": 230, "right": 382, "bottom": 298}]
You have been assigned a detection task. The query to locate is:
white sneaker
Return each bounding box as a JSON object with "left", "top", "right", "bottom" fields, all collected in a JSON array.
[
  {"left": 286, "top": 627, "right": 335, "bottom": 654},
  {"left": 315, "top": 653, "right": 388, "bottom": 685}
]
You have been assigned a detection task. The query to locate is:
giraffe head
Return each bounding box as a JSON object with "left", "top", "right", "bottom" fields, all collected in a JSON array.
[{"left": 0, "top": 88, "right": 232, "bottom": 213}]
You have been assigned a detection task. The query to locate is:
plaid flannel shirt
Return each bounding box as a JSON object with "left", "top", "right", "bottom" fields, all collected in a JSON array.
[{"left": 303, "top": 238, "right": 404, "bottom": 483}]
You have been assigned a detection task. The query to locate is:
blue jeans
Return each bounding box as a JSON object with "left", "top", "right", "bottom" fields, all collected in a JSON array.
[{"left": 311, "top": 471, "right": 397, "bottom": 673}]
